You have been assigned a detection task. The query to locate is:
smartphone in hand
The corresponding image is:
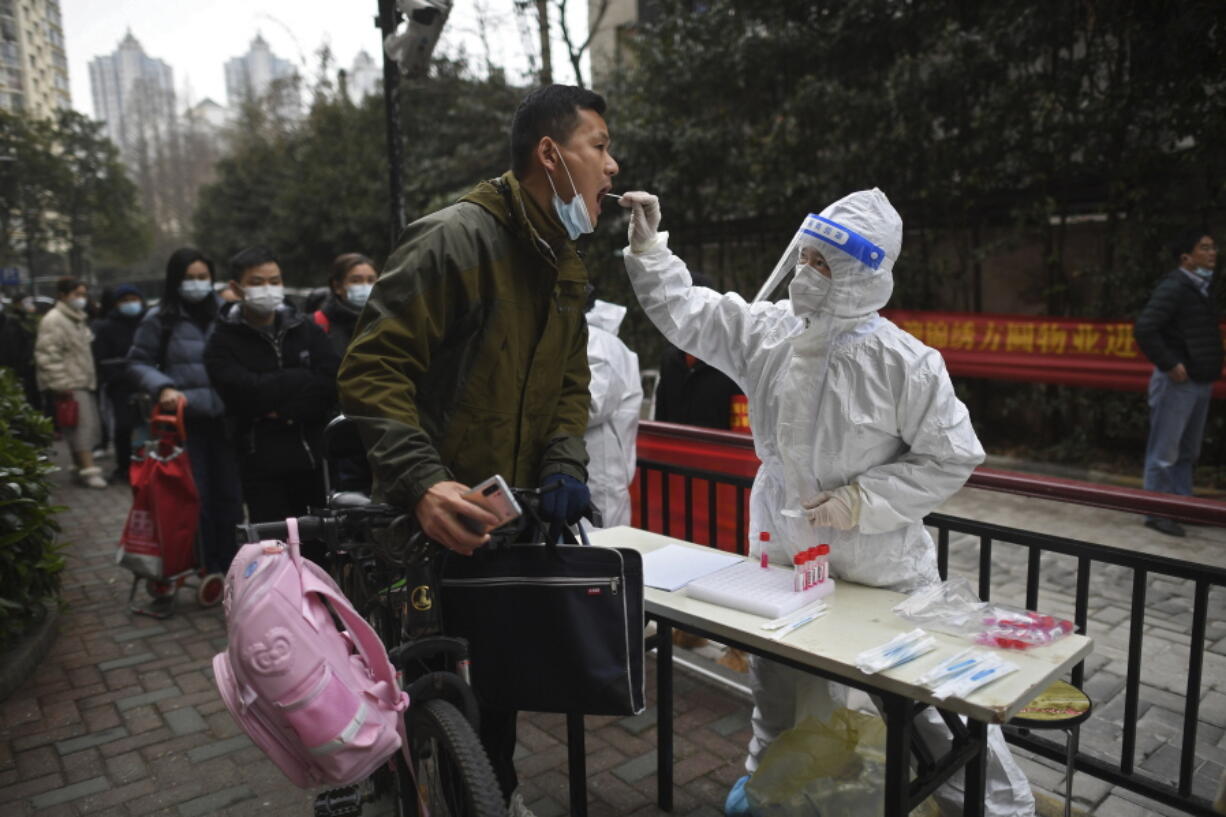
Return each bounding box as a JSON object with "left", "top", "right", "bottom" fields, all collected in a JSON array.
[{"left": 459, "top": 475, "right": 523, "bottom": 533}]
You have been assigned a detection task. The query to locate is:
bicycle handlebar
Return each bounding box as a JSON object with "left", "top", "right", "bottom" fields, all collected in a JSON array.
[{"left": 236, "top": 504, "right": 404, "bottom": 550}]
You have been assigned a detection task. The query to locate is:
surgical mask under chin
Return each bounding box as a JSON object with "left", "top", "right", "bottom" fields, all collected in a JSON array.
[
  {"left": 117, "top": 301, "right": 142, "bottom": 317},
  {"left": 346, "top": 283, "right": 373, "bottom": 308},
  {"left": 1192, "top": 266, "right": 1214, "bottom": 280},
  {"left": 243, "top": 284, "right": 284, "bottom": 315},
  {"left": 788, "top": 263, "right": 832, "bottom": 315},
  {"left": 179, "top": 279, "right": 213, "bottom": 303},
  {"left": 546, "top": 150, "right": 593, "bottom": 240}
]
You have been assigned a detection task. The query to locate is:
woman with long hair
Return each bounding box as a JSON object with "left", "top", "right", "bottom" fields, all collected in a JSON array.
[{"left": 127, "top": 248, "right": 243, "bottom": 575}]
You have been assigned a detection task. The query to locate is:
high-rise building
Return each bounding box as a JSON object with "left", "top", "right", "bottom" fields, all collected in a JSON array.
[
  {"left": 224, "top": 34, "right": 299, "bottom": 116},
  {"left": 88, "top": 30, "right": 175, "bottom": 155},
  {"left": 0, "top": 0, "right": 71, "bottom": 117},
  {"left": 347, "top": 50, "right": 380, "bottom": 101}
]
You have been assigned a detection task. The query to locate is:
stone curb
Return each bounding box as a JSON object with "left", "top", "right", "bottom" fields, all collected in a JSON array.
[{"left": 0, "top": 599, "right": 59, "bottom": 702}]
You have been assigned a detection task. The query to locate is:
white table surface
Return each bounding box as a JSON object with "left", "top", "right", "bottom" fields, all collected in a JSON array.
[{"left": 590, "top": 526, "right": 1093, "bottom": 725}]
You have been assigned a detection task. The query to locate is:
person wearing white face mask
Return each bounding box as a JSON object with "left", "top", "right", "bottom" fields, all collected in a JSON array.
[
  {"left": 311, "top": 252, "right": 380, "bottom": 357},
  {"left": 91, "top": 284, "right": 146, "bottom": 482},
  {"left": 204, "top": 245, "right": 340, "bottom": 530},
  {"left": 35, "top": 276, "right": 106, "bottom": 487},
  {"left": 129, "top": 248, "right": 244, "bottom": 575},
  {"left": 1134, "top": 228, "right": 1222, "bottom": 537},
  {"left": 620, "top": 189, "right": 1036, "bottom": 817}
]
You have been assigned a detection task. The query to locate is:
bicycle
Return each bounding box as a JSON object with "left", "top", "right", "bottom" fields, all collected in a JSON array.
[{"left": 238, "top": 503, "right": 508, "bottom": 817}]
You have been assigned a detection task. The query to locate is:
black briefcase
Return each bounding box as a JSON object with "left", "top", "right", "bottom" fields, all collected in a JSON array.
[{"left": 439, "top": 538, "right": 645, "bottom": 716}]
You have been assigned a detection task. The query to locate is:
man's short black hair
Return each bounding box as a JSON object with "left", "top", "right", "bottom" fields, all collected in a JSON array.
[
  {"left": 55, "top": 276, "right": 82, "bottom": 296},
  {"left": 1172, "top": 228, "right": 1212, "bottom": 261},
  {"left": 510, "top": 84, "right": 607, "bottom": 178},
  {"left": 230, "top": 245, "right": 280, "bottom": 280}
]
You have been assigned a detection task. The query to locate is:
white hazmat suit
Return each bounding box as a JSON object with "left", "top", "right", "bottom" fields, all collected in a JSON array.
[
  {"left": 584, "top": 299, "right": 642, "bottom": 528},
  {"left": 621, "top": 189, "right": 1035, "bottom": 817}
]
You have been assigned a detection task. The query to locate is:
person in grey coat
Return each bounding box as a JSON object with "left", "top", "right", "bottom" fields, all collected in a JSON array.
[{"left": 128, "top": 247, "right": 243, "bottom": 574}]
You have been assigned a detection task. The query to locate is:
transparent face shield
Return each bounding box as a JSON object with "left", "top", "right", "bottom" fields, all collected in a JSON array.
[{"left": 751, "top": 213, "right": 889, "bottom": 307}]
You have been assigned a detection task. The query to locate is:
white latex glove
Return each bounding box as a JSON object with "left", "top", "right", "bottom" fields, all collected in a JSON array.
[
  {"left": 801, "top": 484, "right": 862, "bottom": 530},
  {"left": 619, "top": 191, "right": 662, "bottom": 254}
]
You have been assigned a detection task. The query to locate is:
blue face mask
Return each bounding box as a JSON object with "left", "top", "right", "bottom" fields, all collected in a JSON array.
[
  {"left": 1192, "top": 267, "right": 1214, "bottom": 280},
  {"left": 545, "top": 145, "right": 593, "bottom": 241},
  {"left": 117, "top": 301, "right": 142, "bottom": 317}
]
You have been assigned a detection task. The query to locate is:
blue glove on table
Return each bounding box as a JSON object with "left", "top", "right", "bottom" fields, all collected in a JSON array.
[{"left": 539, "top": 474, "right": 591, "bottom": 543}]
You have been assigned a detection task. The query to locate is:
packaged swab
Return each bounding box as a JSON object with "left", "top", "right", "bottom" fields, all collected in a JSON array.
[
  {"left": 761, "top": 601, "right": 828, "bottom": 631},
  {"left": 930, "top": 654, "right": 1018, "bottom": 700},
  {"left": 916, "top": 647, "right": 986, "bottom": 687},
  {"left": 855, "top": 629, "right": 937, "bottom": 674}
]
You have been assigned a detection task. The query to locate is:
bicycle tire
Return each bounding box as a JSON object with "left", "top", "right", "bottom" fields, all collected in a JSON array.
[{"left": 403, "top": 698, "right": 507, "bottom": 817}]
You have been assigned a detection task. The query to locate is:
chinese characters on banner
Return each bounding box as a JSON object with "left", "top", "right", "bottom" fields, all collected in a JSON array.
[{"left": 881, "top": 310, "right": 1226, "bottom": 398}]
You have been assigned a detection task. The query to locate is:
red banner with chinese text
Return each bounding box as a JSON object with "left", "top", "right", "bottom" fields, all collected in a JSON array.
[{"left": 881, "top": 310, "right": 1226, "bottom": 398}]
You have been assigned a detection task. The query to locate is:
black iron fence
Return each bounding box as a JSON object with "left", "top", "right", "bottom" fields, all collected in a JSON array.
[{"left": 635, "top": 458, "right": 1226, "bottom": 816}]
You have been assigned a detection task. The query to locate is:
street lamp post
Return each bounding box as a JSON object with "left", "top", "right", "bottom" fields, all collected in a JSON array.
[
  {"left": 376, "top": 1, "right": 452, "bottom": 251},
  {"left": 376, "top": 0, "right": 406, "bottom": 249}
]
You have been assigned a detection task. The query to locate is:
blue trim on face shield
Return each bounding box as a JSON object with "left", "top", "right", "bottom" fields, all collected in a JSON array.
[{"left": 800, "top": 214, "right": 886, "bottom": 271}]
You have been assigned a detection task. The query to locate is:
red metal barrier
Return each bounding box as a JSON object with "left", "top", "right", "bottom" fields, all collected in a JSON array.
[{"left": 630, "top": 421, "right": 1226, "bottom": 545}]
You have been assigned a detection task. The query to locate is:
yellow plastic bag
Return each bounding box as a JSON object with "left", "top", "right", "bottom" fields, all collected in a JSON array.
[{"left": 746, "top": 708, "right": 940, "bottom": 817}]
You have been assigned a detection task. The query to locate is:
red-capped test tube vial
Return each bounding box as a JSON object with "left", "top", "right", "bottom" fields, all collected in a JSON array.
[
  {"left": 792, "top": 553, "right": 803, "bottom": 591},
  {"left": 759, "top": 532, "right": 770, "bottom": 568},
  {"left": 817, "top": 544, "right": 830, "bottom": 583}
]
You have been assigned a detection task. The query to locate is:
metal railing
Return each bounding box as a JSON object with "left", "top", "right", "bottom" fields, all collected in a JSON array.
[{"left": 633, "top": 452, "right": 1226, "bottom": 816}]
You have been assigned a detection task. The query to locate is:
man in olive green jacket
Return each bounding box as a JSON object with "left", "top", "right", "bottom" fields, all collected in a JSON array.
[{"left": 338, "top": 84, "right": 619, "bottom": 810}]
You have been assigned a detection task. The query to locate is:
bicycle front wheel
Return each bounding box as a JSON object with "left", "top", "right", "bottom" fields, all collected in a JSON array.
[{"left": 403, "top": 698, "right": 506, "bottom": 817}]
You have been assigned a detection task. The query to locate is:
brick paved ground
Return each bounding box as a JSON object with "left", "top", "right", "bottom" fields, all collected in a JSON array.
[{"left": 2, "top": 444, "right": 1224, "bottom": 816}]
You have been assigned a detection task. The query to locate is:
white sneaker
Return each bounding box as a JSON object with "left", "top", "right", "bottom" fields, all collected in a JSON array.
[
  {"left": 508, "top": 791, "right": 537, "bottom": 817},
  {"left": 77, "top": 466, "right": 108, "bottom": 489}
]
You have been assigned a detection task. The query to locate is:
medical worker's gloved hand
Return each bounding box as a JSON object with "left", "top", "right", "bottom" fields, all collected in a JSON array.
[
  {"left": 619, "top": 191, "right": 661, "bottom": 254},
  {"left": 539, "top": 473, "right": 591, "bottom": 543},
  {"left": 802, "top": 484, "right": 862, "bottom": 530}
]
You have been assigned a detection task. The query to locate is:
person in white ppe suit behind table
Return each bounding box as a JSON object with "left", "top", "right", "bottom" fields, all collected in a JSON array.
[
  {"left": 618, "top": 188, "right": 1036, "bottom": 817},
  {"left": 584, "top": 297, "right": 643, "bottom": 528}
]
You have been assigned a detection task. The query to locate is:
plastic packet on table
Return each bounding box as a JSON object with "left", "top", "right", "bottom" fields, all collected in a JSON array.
[
  {"left": 892, "top": 576, "right": 1074, "bottom": 649},
  {"left": 854, "top": 628, "right": 937, "bottom": 674}
]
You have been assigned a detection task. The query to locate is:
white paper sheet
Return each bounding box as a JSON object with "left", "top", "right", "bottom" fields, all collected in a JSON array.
[{"left": 641, "top": 544, "right": 744, "bottom": 592}]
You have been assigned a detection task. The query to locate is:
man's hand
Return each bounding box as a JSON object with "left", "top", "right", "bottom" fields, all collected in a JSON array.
[
  {"left": 619, "top": 191, "right": 662, "bottom": 254},
  {"left": 801, "top": 484, "right": 862, "bottom": 530},
  {"left": 158, "top": 387, "right": 186, "bottom": 412},
  {"left": 539, "top": 473, "right": 591, "bottom": 544},
  {"left": 414, "top": 481, "right": 501, "bottom": 555},
  {"left": 1167, "top": 363, "right": 1189, "bottom": 383}
]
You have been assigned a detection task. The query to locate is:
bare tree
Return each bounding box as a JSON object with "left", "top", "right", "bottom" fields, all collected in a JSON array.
[{"left": 554, "top": 0, "right": 610, "bottom": 89}]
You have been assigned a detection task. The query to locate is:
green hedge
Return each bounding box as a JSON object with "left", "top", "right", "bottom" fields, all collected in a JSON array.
[{"left": 0, "top": 368, "right": 65, "bottom": 649}]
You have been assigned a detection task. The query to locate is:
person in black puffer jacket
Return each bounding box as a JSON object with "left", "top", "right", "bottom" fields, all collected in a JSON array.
[
  {"left": 92, "top": 283, "right": 146, "bottom": 481},
  {"left": 129, "top": 248, "right": 244, "bottom": 574},
  {"left": 1133, "top": 228, "right": 1222, "bottom": 537},
  {"left": 205, "top": 245, "right": 340, "bottom": 526}
]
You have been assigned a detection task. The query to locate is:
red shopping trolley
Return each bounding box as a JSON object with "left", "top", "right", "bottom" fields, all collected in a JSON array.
[{"left": 117, "top": 400, "right": 223, "bottom": 618}]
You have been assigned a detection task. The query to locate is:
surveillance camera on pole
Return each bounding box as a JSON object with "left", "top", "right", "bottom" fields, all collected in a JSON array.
[{"left": 383, "top": 0, "right": 453, "bottom": 79}]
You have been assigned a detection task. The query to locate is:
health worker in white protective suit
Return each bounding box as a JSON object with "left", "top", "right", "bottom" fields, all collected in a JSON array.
[
  {"left": 618, "top": 188, "right": 1035, "bottom": 817},
  {"left": 584, "top": 298, "right": 643, "bottom": 528}
]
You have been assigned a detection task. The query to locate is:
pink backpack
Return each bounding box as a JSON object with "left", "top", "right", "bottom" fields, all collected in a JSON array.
[{"left": 212, "top": 518, "right": 409, "bottom": 788}]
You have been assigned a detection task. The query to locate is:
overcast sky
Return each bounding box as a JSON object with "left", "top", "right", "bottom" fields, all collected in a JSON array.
[{"left": 61, "top": 1, "right": 584, "bottom": 117}]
